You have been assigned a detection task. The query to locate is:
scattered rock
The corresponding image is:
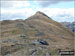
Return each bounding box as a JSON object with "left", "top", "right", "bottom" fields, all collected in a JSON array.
[
  {"left": 29, "top": 48, "right": 37, "bottom": 56},
  {"left": 46, "top": 52, "right": 51, "bottom": 56},
  {"left": 28, "top": 24, "right": 35, "bottom": 28},
  {"left": 2, "top": 39, "right": 18, "bottom": 44},
  {"left": 37, "top": 39, "right": 49, "bottom": 45},
  {"left": 31, "top": 41, "right": 40, "bottom": 45},
  {"left": 20, "top": 35, "right": 27, "bottom": 39}
]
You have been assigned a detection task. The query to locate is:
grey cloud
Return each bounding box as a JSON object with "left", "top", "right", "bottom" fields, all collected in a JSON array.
[
  {"left": 1, "top": 0, "right": 73, "bottom": 8},
  {"left": 37, "top": 0, "right": 73, "bottom": 7},
  {"left": 51, "top": 13, "right": 74, "bottom": 22},
  {"left": 1, "top": 13, "right": 26, "bottom": 20},
  {"left": 1, "top": 1, "right": 14, "bottom": 8},
  {"left": 57, "top": 14, "right": 71, "bottom": 17}
]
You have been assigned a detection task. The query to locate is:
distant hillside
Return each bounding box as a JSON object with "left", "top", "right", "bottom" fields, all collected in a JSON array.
[
  {"left": 61, "top": 22, "right": 75, "bottom": 32},
  {"left": 0, "top": 11, "right": 74, "bottom": 56}
]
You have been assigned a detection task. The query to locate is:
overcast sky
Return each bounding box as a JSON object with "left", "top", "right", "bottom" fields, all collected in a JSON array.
[{"left": 1, "top": 0, "right": 74, "bottom": 22}]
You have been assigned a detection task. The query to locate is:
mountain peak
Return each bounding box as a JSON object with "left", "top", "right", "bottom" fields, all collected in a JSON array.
[
  {"left": 35, "top": 11, "right": 50, "bottom": 19},
  {"left": 36, "top": 11, "right": 45, "bottom": 15},
  {"left": 36, "top": 11, "right": 44, "bottom": 14}
]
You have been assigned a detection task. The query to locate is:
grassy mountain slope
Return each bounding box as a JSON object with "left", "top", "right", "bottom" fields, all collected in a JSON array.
[{"left": 0, "top": 11, "right": 74, "bottom": 56}]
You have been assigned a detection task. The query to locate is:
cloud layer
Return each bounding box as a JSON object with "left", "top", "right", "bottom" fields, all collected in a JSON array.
[
  {"left": 1, "top": 8, "right": 35, "bottom": 20},
  {"left": 1, "top": 1, "right": 74, "bottom": 22},
  {"left": 1, "top": 7, "right": 74, "bottom": 22}
]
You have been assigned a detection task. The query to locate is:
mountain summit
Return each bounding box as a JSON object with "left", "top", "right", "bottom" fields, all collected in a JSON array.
[
  {"left": 35, "top": 11, "right": 51, "bottom": 19},
  {"left": 27, "top": 11, "right": 52, "bottom": 22},
  {"left": 35, "top": 11, "right": 46, "bottom": 15}
]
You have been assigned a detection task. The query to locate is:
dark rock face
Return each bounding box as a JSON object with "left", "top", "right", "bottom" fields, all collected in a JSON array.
[
  {"left": 61, "top": 22, "right": 75, "bottom": 32},
  {"left": 37, "top": 39, "right": 49, "bottom": 45}
]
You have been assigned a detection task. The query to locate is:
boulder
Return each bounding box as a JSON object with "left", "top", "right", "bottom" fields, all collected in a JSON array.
[{"left": 37, "top": 39, "right": 49, "bottom": 45}]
